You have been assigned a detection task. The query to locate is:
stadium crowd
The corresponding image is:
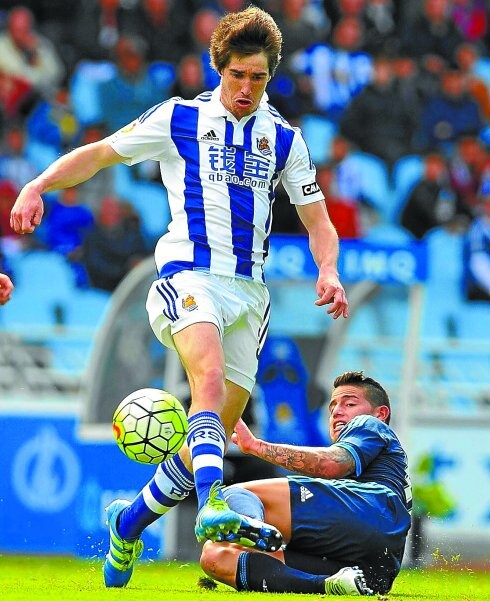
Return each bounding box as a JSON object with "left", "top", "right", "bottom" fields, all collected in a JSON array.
[{"left": 0, "top": 0, "right": 489, "bottom": 300}]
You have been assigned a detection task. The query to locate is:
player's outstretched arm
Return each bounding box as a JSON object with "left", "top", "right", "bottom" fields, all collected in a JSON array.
[
  {"left": 232, "top": 419, "right": 355, "bottom": 478},
  {"left": 10, "top": 141, "right": 125, "bottom": 234},
  {"left": 296, "top": 201, "right": 348, "bottom": 319}
]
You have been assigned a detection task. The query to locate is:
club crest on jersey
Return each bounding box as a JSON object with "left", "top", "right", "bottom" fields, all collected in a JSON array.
[
  {"left": 182, "top": 294, "right": 197, "bottom": 311},
  {"left": 256, "top": 136, "right": 272, "bottom": 156},
  {"left": 302, "top": 182, "right": 320, "bottom": 196}
]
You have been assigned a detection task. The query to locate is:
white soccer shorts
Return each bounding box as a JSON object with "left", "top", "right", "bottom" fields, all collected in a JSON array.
[{"left": 146, "top": 270, "right": 270, "bottom": 392}]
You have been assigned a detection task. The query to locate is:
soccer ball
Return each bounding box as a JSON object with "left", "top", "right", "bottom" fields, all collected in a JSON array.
[{"left": 112, "top": 388, "right": 188, "bottom": 464}]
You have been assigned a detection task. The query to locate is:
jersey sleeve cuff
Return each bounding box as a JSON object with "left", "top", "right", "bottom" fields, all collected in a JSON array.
[{"left": 335, "top": 442, "right": 362, "bottom": 476}]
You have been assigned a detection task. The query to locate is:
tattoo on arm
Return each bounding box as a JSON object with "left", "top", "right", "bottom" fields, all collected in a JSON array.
[{"left": 255, "top": 441, "right": 355, "bottom": 478}]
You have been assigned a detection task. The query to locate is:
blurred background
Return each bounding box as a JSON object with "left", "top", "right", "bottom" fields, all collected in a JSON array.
[{"left": 0, "top": 0, "right": 489, "bottom": 569}]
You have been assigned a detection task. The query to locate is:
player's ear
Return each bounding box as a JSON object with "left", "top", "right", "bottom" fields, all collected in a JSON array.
[{"left": 375, "top": 405, "right": 390, "bottom": 423}]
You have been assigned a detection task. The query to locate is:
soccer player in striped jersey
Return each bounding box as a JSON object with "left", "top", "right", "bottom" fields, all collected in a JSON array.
[
  {"left": 10, "top": 6, "right": 348, "bottom": 588},
  {"left": 200, "top": 371, "right": 412, "bottom": 596}
]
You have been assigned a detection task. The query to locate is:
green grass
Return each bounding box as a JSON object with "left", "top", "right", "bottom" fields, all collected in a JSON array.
[{"left": 0, "top": 556, "right": 489, "bottom": 600}]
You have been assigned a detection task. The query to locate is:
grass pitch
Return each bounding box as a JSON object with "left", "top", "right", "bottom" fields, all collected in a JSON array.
[{"left": 0, "top": 555, "right": 489, "bottom": 600}]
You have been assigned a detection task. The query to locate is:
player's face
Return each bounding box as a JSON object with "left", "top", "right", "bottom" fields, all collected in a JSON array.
[
  {"left": 220, "top": 51, "right": 270, "bottom": 120},
  {"left": 328, "top": 385, "right": 385, "bottom": 441}
]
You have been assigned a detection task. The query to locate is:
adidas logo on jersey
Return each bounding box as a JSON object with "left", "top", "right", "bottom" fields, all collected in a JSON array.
[
  {"left": 300, "top": 486, "right": 314, "bottom": 502},
  {"left": 201, "top": 129, "right": 219, "bottom": 141}
]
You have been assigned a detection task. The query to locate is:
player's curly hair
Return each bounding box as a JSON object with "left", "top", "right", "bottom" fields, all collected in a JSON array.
[
  {"left": 209, "top": 5, "right": 282, "bottom": 76},
  {"left": 333, "top": 371, "right": 391, "bottom": 424}
]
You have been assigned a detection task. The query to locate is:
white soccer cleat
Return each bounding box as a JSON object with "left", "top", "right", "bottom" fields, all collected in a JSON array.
[{"left": 324, "top": 566, "right": 374, "bottom": 596}]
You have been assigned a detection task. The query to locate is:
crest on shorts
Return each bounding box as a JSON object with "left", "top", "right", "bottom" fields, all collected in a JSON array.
[
  {"left": 256, "top": 136, "right": 272, "bottom": 156},
  {"left": 182, "top": 294, "right": 197, "bottom": 311}
]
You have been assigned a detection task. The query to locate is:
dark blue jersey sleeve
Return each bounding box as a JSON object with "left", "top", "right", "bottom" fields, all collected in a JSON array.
[{"left": 334, "top": 415, "right": 411, "bottom": 510}]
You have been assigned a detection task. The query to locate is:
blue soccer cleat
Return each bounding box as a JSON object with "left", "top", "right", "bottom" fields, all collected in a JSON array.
[
  {"left": 324, "top": 566, "right": 374, "bottom": 596},
  {"left": 224, "top": 515, "right": 283, "bottom": 552},
  {"left": 103, "top": 500, "right": 144, "bottom": 588},
  {"left": 195, "top": 481, "right": 242, "bottom": 543}
]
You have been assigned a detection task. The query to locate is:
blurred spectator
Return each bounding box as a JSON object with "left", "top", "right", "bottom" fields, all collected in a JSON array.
[
  {"left": 454, "top": 39, "right": 490, "bottom": 90},
  {"left": 0, "top": 179, "right": 24, "bottom": 258},
  {"left": 274, "top": 0, "right": 326, "bottom": 58},
  {"left": 97, "top": 34, "right": 172, "bottom": 133},
  {"left": 464, "top": 173, "right": 490, "bottom": 301},
  {"left": 28, "top": 0, "right": 80, "bottom": 73},
  {"left": 0, "top": 122, "right": 38, "bottom": 191},
  {"left": 449, "top": 135, "right": 488, "bottom": 210},
  {"left": 418, "top": 67, "right": 483, "bottom": 153},
  {"left": 190, "top": 8, "right": 221, "bottom": 89},
  {"left": 213, "top": 0, "right": 250, "bottom": 16},
  {"left": 43, "top": 187, "right": 95, "bottom": 258},
  {"left": 72, "top": 0, "right": 138, "bottom": 62},
  {"left": 127, "top": 0, "right": 191, "bottom": 64},
  {"left": 0, "top": 68, "right": 32, "bottom": 123},
  {"left": 416, "top": 53, "right": 449, "bottom": 102},
  {"left": 400, "top": 152, "right": 472, "bottom": 240},
  {"left": 450, "top": 0, "right": 488, "bottom": 47},
  {"left": 363, "top": 0, "right": 399, "bottom": 55},
  {"left": 328, "top": 134, "right": 380, "bottom": 230},
  {"left": 392, "top": 56, "right": 427, "bottom": 124},
  {"left": 400, "top": 0, "right": 466, "bottom": 65},
  {"left": 0, "top": 6, "right": 65, "bottom": 100},
  {"left": 26, "top": 86, "right": 82, "bottom": 155},
  {"left": 170, "top": 53, "right": 206, "bottom": 99},
  {"left": 315, "top": 164, "right": 362, "bottom": 238},
  {"left": 340, "top": 56, "right": 416, "bottom": 169},
  {"left": 82, "top": 196, "right": 148, "bottom": 292},
  {"left": 290, "top": 15, "right": 372, "bottom": 120},
  {"left": 454, "top": 43, "right": 490, "bottom": 119}
]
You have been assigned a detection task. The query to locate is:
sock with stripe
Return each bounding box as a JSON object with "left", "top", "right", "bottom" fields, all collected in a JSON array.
[
  {"left": 187, "top": 411, "right": 226, "bottom": 509},
  {"left": 236, "top": 551, "right": 326, "bottom": 593},
  {"left": 117, "top": 453, "right": 194, "bottom": 540}
]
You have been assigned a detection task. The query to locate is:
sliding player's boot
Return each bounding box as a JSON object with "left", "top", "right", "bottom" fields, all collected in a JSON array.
[
  {"left": 103, "top": 500, "right": 143, "bottom": 588},
  {"left": 224, "top": 515, "right": 283, "bottom": 552},
  {"left": 195, "top": 481, "right": 241, "bottom": 543},
  {"left": 324, "top": 567, "right": 374, "bottom": 596}
]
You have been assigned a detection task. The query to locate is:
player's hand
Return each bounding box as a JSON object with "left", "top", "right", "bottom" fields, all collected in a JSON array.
[
  {"left": 0, "top": 273, "right": 14, "bottom": 305},
  {"left": 315, "top": 271, "right": 348, "bottom": 319},
  {"left": 10, "top": 184, "right": 44, "bottom": 234},
  {"left": 231, "top": 418, "right": 258, "bottom": 455}
]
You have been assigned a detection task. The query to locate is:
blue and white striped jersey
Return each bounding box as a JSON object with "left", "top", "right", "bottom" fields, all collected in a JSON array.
[{"left": 109, "top": 87, "right": 324, "bottom": 282}]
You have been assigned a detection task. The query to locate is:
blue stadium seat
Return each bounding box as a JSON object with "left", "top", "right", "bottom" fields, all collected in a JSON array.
[
  {"left": 114, "top": 164, "right": 170, "bottom": 241},
  {"left": 1, "top": 288, "right": 66, "bottom": 329},
  {"left": 364, "top": 223, "right": 412, "bottom": 245},
  {"left": 422, "top": 228, "right": 465, "bottom": 338},
  {"left": 10, "top": 250, "right": 77, "bottom": 302},
  {"left": 46, "top": 289, "right": 112, "bottom": 374},
  {"left": 299, "top": 114, "right": 337, "bottom": 165},
  {"left": 458, "top": 302, "right": 490, "bottom": 341},
  {"left": 391, "top": 155, "right": 424, "bottom": 222},
  {"left": 255, "top": 335, "right": 328, "bottom": 447},
  {"left": 341, "top": 151, "right": 393, "bottom": 221},
  {"left": 69, "top": 60, "right": 116, "bottom": 126},
  {"left": 64, "top": 288, "right": 112, "bottom": 330}
]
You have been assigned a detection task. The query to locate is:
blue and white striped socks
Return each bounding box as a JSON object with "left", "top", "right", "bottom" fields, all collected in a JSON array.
[
  {"left": 187, "top": 411, "right": 226, "bottom": 509},
  {"left": 118, "top": 453, "right": 194, "bottom": 540}
]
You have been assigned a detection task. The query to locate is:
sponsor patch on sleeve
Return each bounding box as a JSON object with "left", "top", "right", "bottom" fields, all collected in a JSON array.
[{"left": 302, "top": 182, "right": 320, "bottom": 196}]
